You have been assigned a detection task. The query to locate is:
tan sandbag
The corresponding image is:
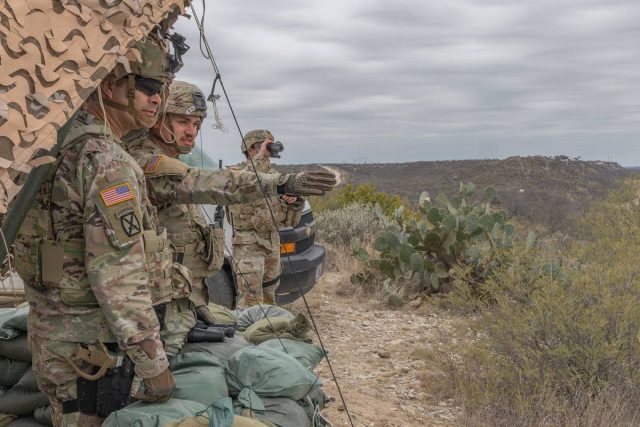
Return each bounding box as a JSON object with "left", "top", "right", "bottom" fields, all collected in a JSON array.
[
  {"left": 243, "top": 314, "right": 312, "bottom": 345},
  {"left": 207, "top": 303, "right": 238, "bottom": 324},
  {"left": 162, "top": 414, "right": 272, "bottom": 427}
]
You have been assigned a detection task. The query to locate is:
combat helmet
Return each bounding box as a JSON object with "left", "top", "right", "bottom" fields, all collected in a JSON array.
[
  {"left": 165, "top": 80, "right": 207, "bottom": 118},
  {"left": 104, "top": 31, "right": 175, "bottom": 128},
  {"left": 242, "top": 129, "right": 274, "bottom": 153}
]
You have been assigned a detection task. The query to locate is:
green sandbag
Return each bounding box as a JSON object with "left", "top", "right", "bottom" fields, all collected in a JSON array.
[
  {"left": 33, "top": 405, "right": 52, "bottom": 426},
  {"left": 236, "top": 306, "right": 293, "bottom": 332},
  {"left": 6, "top": 416, "right": 40, "bottom": 427},
  {"left": 0, "top": 385, "right": 49, "bottom": 416},
  {"left": 0, "top": 336, "right": 31, "bottom": 362},
  {"left": 299, "top": 388, "right": 329, "bottom": 427},
  {"left": 102, "top": 398, "right": 207, "bottom": 427},
  {"left": 238, "top": 397, "right": 311, "bottom": 427},
  {"left": 0, "top": 306, "right": 29, "bottom": 341},
  {"left": 207, "top": 303, "right": 238, "bottom": 324},
  {"left": 243, "top": 314, "right": 311, "bottom": 345},
  {"left": 171, "top": 352, "right": 229, "bottom": 405},
  {"left": 15, "top": 369, "right": 39, "bottom": 393},
  {"left": 182, "top": 334, "right": 252, "bottom": 364},
  {"left": 225, "top": 347, "right": 321, "bottom": 412},
  {"left": 0, "top": 358, "right": 29, "bottom": 387},
  {"left": 258, "top": 339, "right": 325, "bottom": 370}
]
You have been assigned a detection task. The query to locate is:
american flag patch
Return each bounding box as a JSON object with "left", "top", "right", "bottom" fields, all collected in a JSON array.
[
  {"left": 100, "top": 182, "right": 135, "bottom": 207},
  {"left": 144, "top": 156, "right": 163, "bottom": 174}
]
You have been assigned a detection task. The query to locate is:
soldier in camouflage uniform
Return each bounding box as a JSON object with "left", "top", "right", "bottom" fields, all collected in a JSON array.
[
  {"left": 125, "top": 81, "right": 338, "bottom": 355},
  {"left": 227, "top": 130, "right": 305, "bottom": 308},
  {"left": 14, "top": 33, "right": 177, "bottom": 426}
]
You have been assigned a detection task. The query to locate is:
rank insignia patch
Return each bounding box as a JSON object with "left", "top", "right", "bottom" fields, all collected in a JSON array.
[
  {"left": 100, "top": 182, "right": 135, "bottom": 207},
  {"left": 144, "top": 156, "right": 163, "bottom": 174}
]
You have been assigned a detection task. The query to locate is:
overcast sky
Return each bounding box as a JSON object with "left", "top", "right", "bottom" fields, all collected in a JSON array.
[{"left": 173, "top": 1, "right": 640, "bottom": 167}]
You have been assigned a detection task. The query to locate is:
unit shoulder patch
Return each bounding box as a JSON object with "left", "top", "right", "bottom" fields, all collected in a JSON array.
[{"left": 99, "top": 182, "right": 135, "bottom": 207}]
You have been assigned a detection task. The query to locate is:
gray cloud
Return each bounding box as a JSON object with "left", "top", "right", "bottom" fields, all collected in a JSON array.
[{"left": 172, "top": 0, "right": 640, "bottom": 166}]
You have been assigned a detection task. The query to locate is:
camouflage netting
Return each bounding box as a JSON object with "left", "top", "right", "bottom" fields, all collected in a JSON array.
[{"left": 0, "top": 0, "right": 190, "bottom": 214}]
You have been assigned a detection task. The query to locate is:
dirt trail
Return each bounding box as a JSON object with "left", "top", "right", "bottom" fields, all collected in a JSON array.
[{"left": 290, "top": 271, "right": 462, "bottom": 427}]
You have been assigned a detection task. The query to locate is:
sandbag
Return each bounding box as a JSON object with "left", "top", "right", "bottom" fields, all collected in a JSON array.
[
  {"left": 258, "top": 339, "right": 325, "bottom": 371},
  {"left": 163, "top": 397, "right": 234, "bottom": 427},
  {"left": 5, "top": 416, "right": 40, "bottom": 427},
  {"left": 243, "top": 314, "right": 312, "bottom": 345},
  {"left": 0, "top": 306, "right": 28, "bottom": 341},
  {"left": 0, "top": 336, "right": 31, "bottom": 363},
  {"left": 238, "top": 397, "right": 310, "bottom": 427},
  {"left": 171, "top": 352, "right": 229, "bottom": 405},
  {"left": 0, "top": 385, "right": 50, "bottom": 416},
  {"left": 207, "top": 303, "right": 238, "bottom": 324},
  {"left": 102, "top": 398, "right": 206, "bottom": 427},
  {"left": 225, "top": 347, "right": 321, "bottom": 412},
  {"left": 33, "top": 406, "right": 52, "bottom": 426},
  {"left": 15, "top": 369, "right": 39, "bottom": 393},
  {"left": 236, "top": 306, "right": 293, "bottom": 332},
  {"left": 0, "top": 359, "right": 29, "bottom": 387},
  {"left": 182, "top": 334, "right": 252, "bottom": 364},
  {"left": 300, "top": 388, "right": 330, "bottom": 427}
]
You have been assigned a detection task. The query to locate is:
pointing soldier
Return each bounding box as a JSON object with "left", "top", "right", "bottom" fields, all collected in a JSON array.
[
  {"left": 227, "top": 130, "right": 305, "bottom": 308},
  {"left": 14, "top": 32, "right": 178, "bottom": 426},
  {"left": 125, "top": 80, "right": 337, "bottom": 354}
]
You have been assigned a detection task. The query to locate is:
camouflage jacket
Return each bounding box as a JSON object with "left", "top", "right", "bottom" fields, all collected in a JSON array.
[
  {"left": 125, "top": 136, "right": 228, "bottom": 278},
  {"left": 226, "top": 159, "right": 304, "bottom": 249},
  {"left": 14, "top": 111, "right": 162, "bottom": 356},
  {"left": 125, "top": 134, "right": 284, "bottom": 208}
]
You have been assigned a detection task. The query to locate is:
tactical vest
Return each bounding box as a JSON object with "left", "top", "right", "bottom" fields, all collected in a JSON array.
[
  {"left": 14, "top": 123, "right": 175, "bottom": 307},
  {"left": 143, "top": 154, "right": 224, "bottom": 278}
]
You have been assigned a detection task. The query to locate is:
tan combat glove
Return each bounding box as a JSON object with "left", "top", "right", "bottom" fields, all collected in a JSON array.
[
  {"left": 129, "top": 339, "right": 175, "bottom": 403},
  {"left": 280, "top": 171, "right": 337, "bottom": 196}
]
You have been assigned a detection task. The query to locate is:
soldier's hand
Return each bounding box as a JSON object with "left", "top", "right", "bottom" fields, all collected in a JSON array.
[
  {"left": 281, "top": 171, "right": 337, "bottom": 196},
  {"left": 136, "top": 367, "right": 175, "bottom": 403}
]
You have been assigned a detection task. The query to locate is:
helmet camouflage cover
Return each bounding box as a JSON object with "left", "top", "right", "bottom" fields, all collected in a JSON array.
[
  {"left": 242, "top": 129, "right": 274, "bottom": 153},
  {"left": 165, "top": 80, "right": 207, "bottom": 118},
  {"left": 112, "top": 33, "right": 174, "bottom": 82}
]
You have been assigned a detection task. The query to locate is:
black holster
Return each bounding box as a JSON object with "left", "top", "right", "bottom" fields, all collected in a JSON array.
[{"left": 76, "top": 357, "right": 135, "bottom": 417}]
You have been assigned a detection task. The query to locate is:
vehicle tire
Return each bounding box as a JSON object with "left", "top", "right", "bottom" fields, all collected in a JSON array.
[{"left": 205, "top": 269, "right": 236, "bottom": 309}]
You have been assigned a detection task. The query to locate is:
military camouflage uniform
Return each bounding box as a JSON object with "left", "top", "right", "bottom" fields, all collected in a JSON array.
[
  {"left": 125, "top": 134, "right": 286, "bottom": 353},
  {"left": 14, "top": 111, "right": 171, "bottom": 426},
  {"left": 227, "top": 131, "right": 304, "bottom": 308}
]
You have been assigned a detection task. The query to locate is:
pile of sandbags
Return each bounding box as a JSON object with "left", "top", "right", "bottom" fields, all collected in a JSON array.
[
  {"left": 0, "top": 304, "right": 330, "bottom": 427},
  {"left": 0, "top": 305, "right": 52, "bottom": 426}
]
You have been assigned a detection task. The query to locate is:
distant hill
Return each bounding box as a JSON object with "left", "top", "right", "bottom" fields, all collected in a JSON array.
[{"left": 275, "top": 156, "right": 631, "bottom": 232}]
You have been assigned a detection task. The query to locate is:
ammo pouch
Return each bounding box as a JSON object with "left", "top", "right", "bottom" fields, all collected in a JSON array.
[
  {"left": 171, "top": 262, "right": 192, "bottom": 301},
  {"left": 143, "top": 229, "right": 174, "bottom": 306},
  {"left": 76, "top": 356, "right": 134, "bottom": 417},
  {"left": 174, "top": 225, "right": 224, "bottom": 278},
  {"left": 17, "top": 239, "right": 99, "bottom": 307}
]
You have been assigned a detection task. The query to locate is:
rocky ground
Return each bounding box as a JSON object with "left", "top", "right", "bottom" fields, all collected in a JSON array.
[{"left": 289, "top": 270, "right": 463, "bottom": 427}]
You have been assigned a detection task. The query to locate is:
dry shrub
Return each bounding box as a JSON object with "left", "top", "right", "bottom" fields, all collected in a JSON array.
[
  {"left": 424, "top": 178, "right": 640, "bottom": 426},
  {"left": 315, "top": 202, "right": 388, "bottom": 247}
]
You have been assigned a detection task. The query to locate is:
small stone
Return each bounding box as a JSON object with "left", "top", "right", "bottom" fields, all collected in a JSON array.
[
  {"left": 338, "top": 404, "right": 345, "bottom": 412},
  {"left": 378, "top": 350, "right": 391, "bottom": 359},
  {"left": 409, "top": 297, "right": 422, "bottom": 308}
]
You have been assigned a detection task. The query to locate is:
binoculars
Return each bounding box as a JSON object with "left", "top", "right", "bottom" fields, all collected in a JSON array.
[
  {"left": 186, "top": 320, "right": 236, "bottom": 343},
  {"left": 268, "top": 141, "right": 284, "bottom": 158}
]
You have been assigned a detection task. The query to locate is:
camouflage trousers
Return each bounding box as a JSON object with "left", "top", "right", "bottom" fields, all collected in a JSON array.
[
  {"left": 160, "top": 298, "right": 195, "bottom": 357},
  {"left": 232, "top": 242, "right": 281, "bottom": 308},
  {"left": 28, "top": 334, "right": 104, "bottom": 427}
]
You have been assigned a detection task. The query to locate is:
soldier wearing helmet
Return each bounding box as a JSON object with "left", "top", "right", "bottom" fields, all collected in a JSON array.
[
  {"left": 227, "top": 130, "right": 305, "bottom": 308},
  {"left": 125, "top": 81, "right": 337, "bottom": 344},
  {"left": 14, "top": 32, "right": 178, "bottom": 425}
]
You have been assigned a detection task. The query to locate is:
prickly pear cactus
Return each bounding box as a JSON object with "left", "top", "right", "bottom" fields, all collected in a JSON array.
[
  {"left": 0, "top": 0, "right": 190, "bottom": 213},
  {"left": 352, "top": 182, "right": 516, "bottom": 292}
]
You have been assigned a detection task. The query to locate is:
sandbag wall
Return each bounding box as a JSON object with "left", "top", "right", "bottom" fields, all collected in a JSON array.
[
  {"left": 0, "top": 304, "right": 330, "bottom": 427},
  {"left": 0, "top": 305, "right": 52, "bottom": 426}
]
